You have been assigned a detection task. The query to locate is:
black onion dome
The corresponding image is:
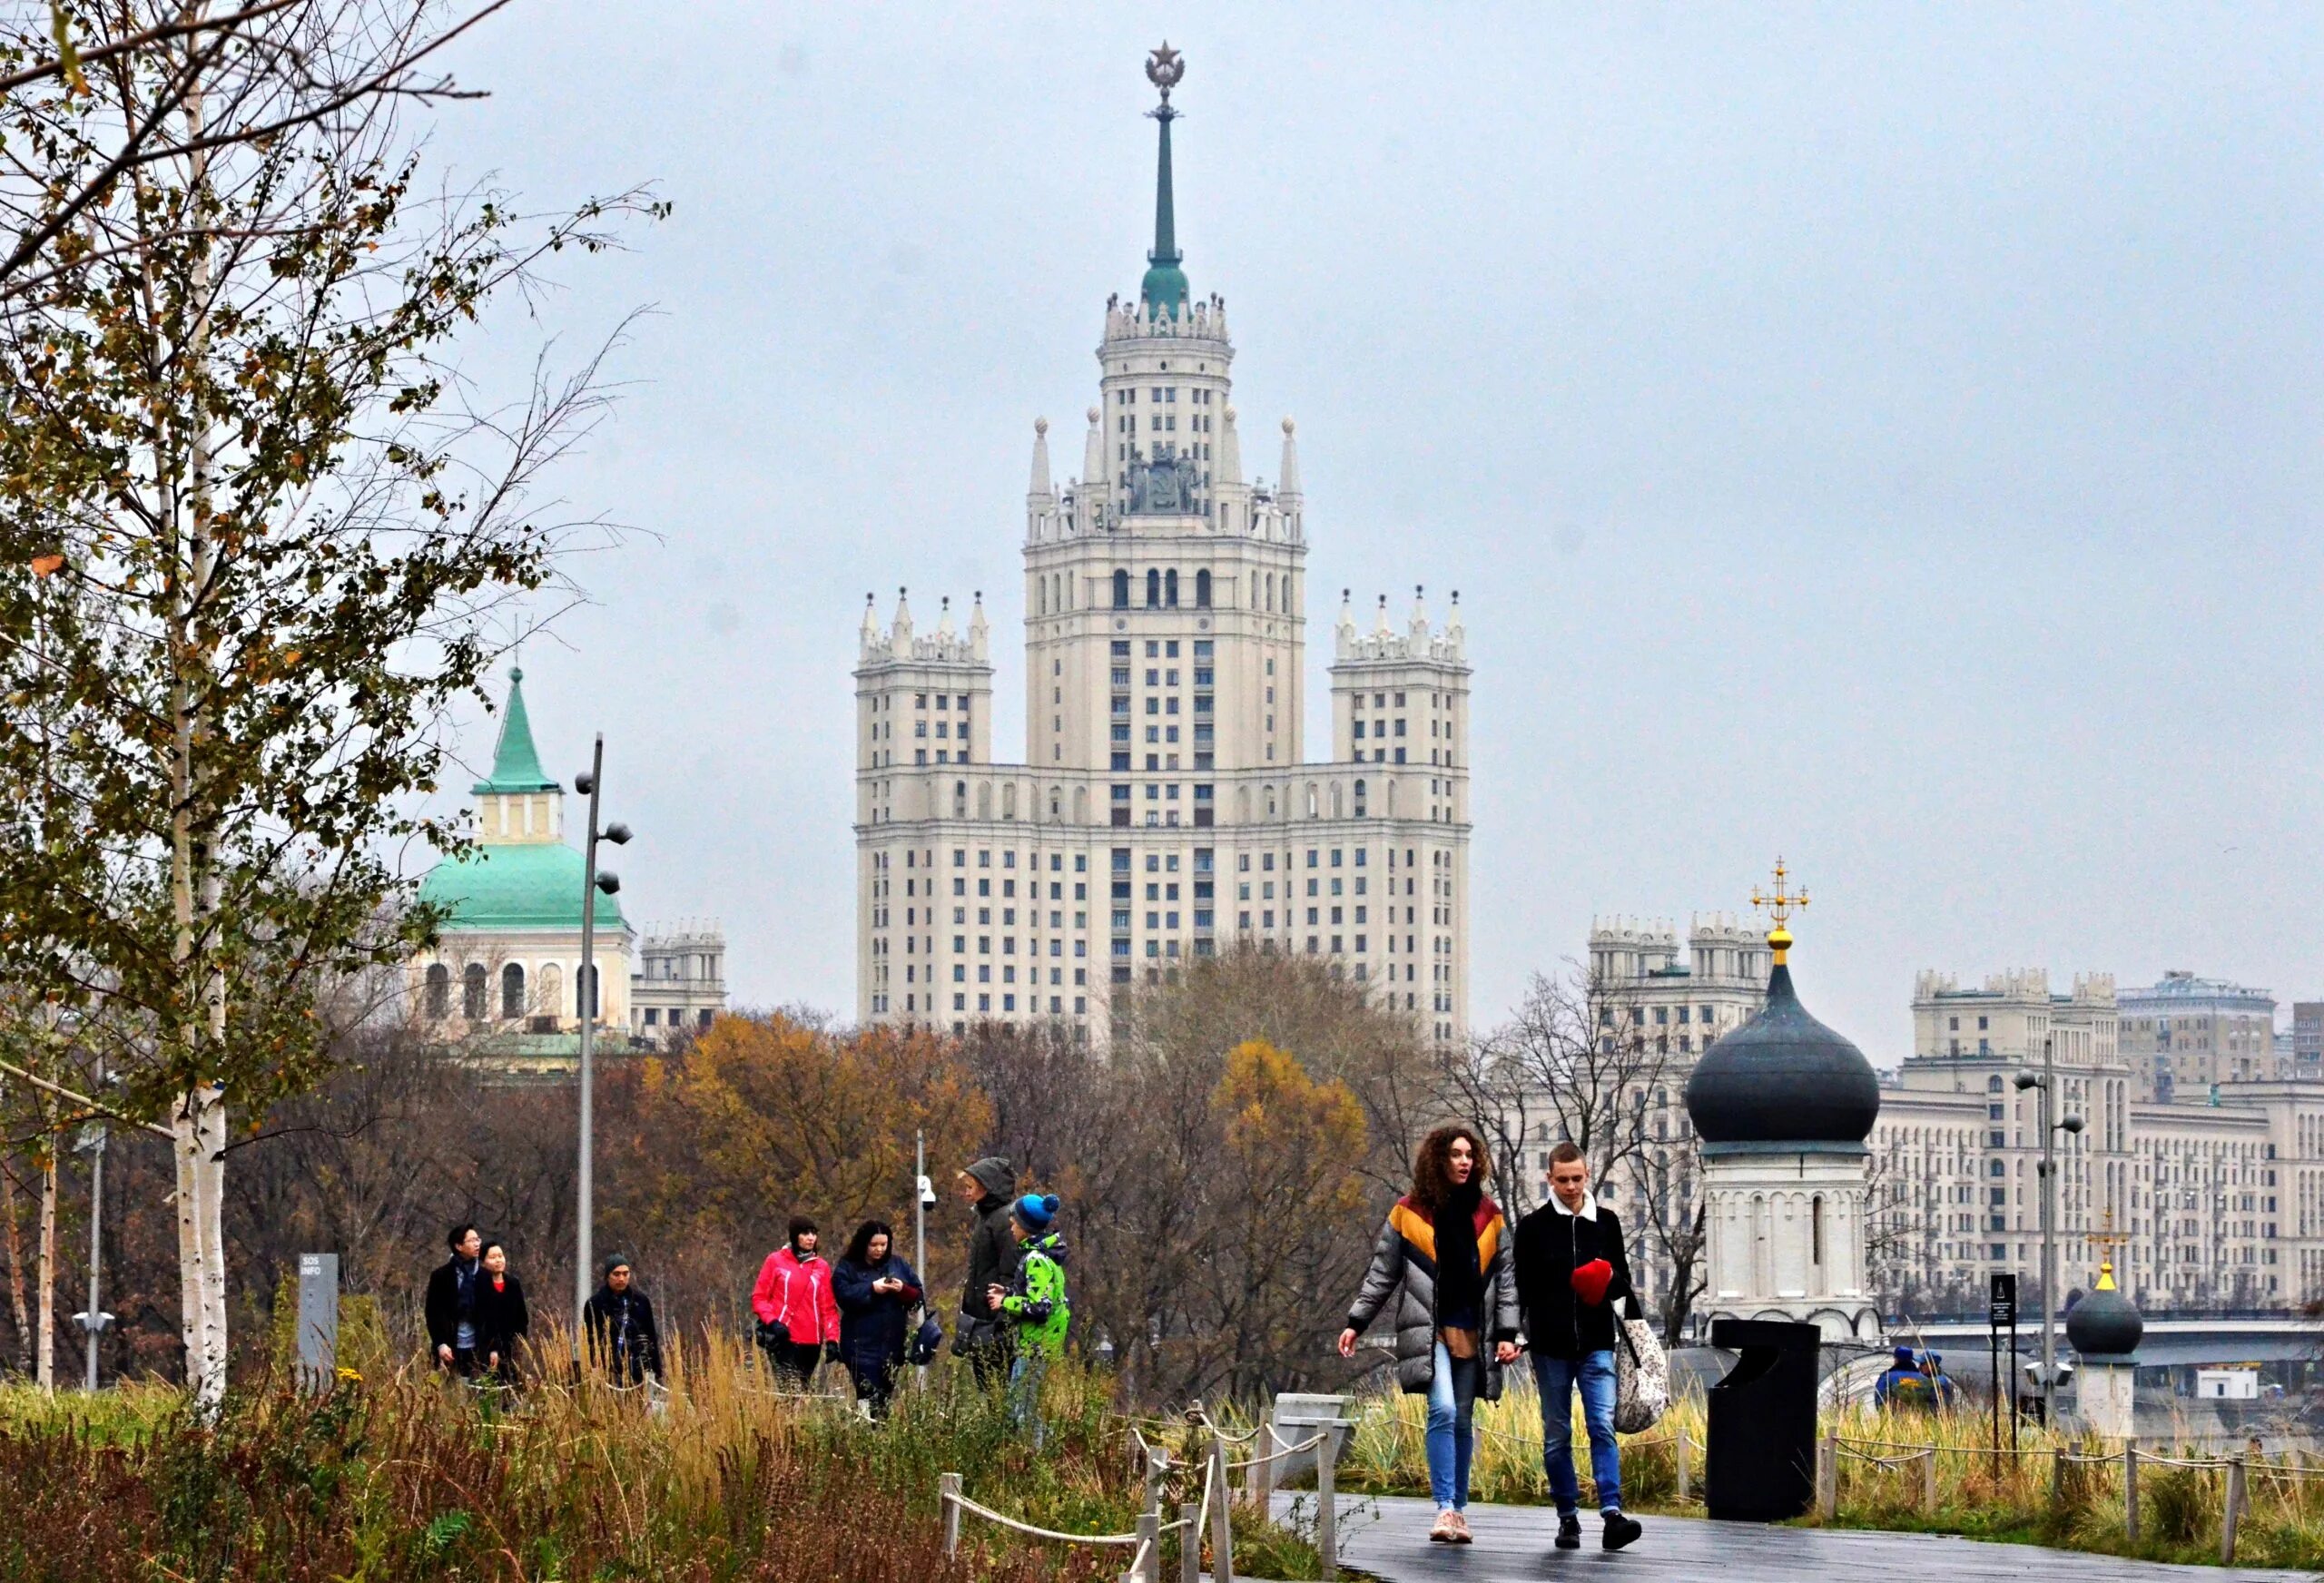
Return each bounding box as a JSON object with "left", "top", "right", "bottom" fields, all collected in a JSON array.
[
  {"left": 1685, "top": 962, "right": 1880, "bottom": 1146},
  {"left": 2066, "top": 1264, "right": 2143, "bottom": 1359}
]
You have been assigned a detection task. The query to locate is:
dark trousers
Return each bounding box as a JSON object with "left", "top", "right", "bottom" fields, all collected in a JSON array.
[
  {"left": 438, "top": 1345, "right": 479, "bottom": 1378},
  {"left": 766, "top": 1340, "right": 822, "bottom": 1389},
  {"left": 849, "top": 1359, "right": 899, "bottom": 1416}
]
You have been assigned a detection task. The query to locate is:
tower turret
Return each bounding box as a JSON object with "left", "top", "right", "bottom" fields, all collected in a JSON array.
[
  {"left": 1686, "top": 864, "right": 1882, "bottom": 1342},
  {"left": 470, "top": 666, "right": 564, "bottom": 843}
]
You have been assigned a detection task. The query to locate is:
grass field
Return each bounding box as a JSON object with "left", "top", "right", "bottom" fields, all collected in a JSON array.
[{"left": 0, "top": 1336, "right": 1319, "bottom": 1583}]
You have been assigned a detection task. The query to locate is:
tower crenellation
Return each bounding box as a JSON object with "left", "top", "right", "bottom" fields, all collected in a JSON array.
[{"left": 853, "top": 47, "right": 1472, "bottom": 1041}]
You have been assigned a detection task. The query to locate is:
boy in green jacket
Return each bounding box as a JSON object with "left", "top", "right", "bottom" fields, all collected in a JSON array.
[{"left": 985, "top": 1193, "right": 1068, "bottom": 1445}]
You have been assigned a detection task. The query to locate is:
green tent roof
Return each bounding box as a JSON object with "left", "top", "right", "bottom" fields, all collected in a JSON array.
[
  {"left": 418, "top": 840, "right": 624, "bottom": 931},
  {"left": 472, "top": 667, "right": 561, "bottom": 794}
]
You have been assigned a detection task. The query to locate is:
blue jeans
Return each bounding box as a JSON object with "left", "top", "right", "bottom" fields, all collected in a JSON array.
[
  {"left": 1007, "top": 1351, "right": 1047, "bottom": 1450},
  {"left": 1425, "top": 1339, "right": 1482, "bottom": 1510},
  {"left": 1534, "top": 1351, "right": 1621, "bottom": 1513}
]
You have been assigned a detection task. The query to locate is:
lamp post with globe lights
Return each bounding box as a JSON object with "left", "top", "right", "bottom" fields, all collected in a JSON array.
[
  {"left": 571, "top": 735, "right": 630, "bottom": 1361},
  {"left": 2015, "top": 1036, "right": 2085, "bottom": 1427}
]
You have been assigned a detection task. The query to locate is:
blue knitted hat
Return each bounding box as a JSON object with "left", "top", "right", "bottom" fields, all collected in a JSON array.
[{"left": 1013, "top": 1193, "right": 1060, "bottom": 1231}]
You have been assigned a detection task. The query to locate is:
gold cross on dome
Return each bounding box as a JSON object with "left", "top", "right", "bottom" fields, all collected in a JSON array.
[{"left": 1751, "top": 858, "right": 1808, "bottom": 929}]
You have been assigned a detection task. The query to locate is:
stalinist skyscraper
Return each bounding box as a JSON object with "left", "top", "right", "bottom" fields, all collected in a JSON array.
[{"left": 855, "top": 47, "right": 1471, "bottom": 1044}]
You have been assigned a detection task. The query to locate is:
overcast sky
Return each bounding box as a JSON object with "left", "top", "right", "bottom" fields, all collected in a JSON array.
[{"left": 420, "top": 4, "right": 2323, "bottom": 1061}]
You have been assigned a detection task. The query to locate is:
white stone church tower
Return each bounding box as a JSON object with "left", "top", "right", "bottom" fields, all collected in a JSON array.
[{"left": 854, "top": 47, "right": 1472, "bottom": 1044}]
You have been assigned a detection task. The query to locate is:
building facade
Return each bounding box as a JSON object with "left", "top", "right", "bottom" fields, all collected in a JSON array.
[
  {"left": 2117, "top": 971, "right": 2282, "bottom": 1099},
  {"left": 854, "top": 52, "right": 1472, "bottom": 1042},
  {"left": 410, "top": 669, "right": 635, "bottom": 1075},
  {"left": 1571, "top": 929, "right": 2324, "bottom": 1324},
  {"left": 631, "top": 923, "right": 729, "bottom": 1038},
  {"left": 1875, "top": 969, "right": 2324, "bottom": 1315}
]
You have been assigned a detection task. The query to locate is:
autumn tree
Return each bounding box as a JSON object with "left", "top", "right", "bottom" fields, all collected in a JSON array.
[
  {"left": 1199, "top": 1040, "right": 1368, "bottom": 1401},
  {"left": 0, "top": 0, "right": 654, "bottom": 1407},
  {"left": 615, "top": 1013, "right": 992, "bottom": 1326}
]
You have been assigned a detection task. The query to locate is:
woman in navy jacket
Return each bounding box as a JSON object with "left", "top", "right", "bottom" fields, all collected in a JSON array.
[{"left": 832, "top": 1219, "right": 923, "bottom": 1416}]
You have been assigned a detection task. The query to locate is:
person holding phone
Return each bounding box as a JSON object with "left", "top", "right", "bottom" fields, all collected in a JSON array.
[{"left": 832, "top": 1218, "right": 924, "bottom": 1417}]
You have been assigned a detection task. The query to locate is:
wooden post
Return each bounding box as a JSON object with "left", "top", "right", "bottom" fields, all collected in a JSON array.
[
  {"left": 1248, "top": 1417, "right": 1276, "bottom": 1503},
  {"left": 2123, "top": 1443, "right": 2139, "bottom": 1543},
  {"left": 1179, "top": 1500, "right": 1202, "bottom": 1583},
  {"left": 939, "top": 1473, "right": 961, "bottom": 1559},
  {"left": 1675, "top": 1427, "right": 1689, "bottom": 1503},
  {"left": 1316, "top": 1428, "right": 1340, "bottom": 1583},
  {"left": 1922, "top": 1448, "right": 1938, "bottom": 1512},
  {"left": 2050, "top": 1447, "right": 2064, "bottom": 1510},
  {"left": 1143, "top": 1447, "right": 1168, "bottom": 1527},
  {"left": 2221, "top": 1456, "right": 2245, "bottom": 1565},
  {"left": 1817, "top": 1430, "right": 1839, "bottom": 1520},
  {"left": 1132, "top": 1512, "right": 1160, "bottom": 1583},
  {"left": 1210, "top": 1431, "right": 1235, "bottom": 1583}
]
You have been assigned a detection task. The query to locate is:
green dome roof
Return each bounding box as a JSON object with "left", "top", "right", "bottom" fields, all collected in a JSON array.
[{"left": 418, "top": 841, "right": 623, "bottom": 931}]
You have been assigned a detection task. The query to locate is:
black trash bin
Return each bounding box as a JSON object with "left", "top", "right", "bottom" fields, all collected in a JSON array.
[{"left": 1703, "top": 1317, "right": 1821, "bottom": 1521}]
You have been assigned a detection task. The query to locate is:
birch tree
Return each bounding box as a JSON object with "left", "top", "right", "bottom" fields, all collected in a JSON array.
[{"left": 0, "top": 0, "right": 653, "bottom": 1410}]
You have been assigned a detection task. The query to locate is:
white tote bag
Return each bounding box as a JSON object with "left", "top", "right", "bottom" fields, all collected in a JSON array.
[{"left": 1612, "top": 1312, "right": 1669, "bottom": 1434}]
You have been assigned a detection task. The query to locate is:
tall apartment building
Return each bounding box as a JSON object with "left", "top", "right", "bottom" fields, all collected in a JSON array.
[
  {"left": 853, "top": 51, "right": 1471, "bottom": 1042},
  {"left": 2117, "top": 971, "right": 2282, "bottom": 1099},
  {"left": 1877, "top": 968, "right": 2323, "bottom": 1313}
]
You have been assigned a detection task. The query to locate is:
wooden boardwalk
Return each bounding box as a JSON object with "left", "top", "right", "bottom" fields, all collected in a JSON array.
[{"left": 1278, "top": 1493, "right": 2311, "bottom": 1582}]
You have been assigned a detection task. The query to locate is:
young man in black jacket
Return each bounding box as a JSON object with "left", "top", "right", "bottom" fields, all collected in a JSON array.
[
  {"left": 423, "top": 1224, "right": 485, "bottom": 1376},
  {"left": 1513, "top": 1143, "right": 1642, "bottom": 1552}
]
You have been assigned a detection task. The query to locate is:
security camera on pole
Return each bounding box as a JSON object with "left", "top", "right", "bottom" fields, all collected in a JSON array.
[{"left": 571, "top": 734, "right": 631, "bottom": 1365}]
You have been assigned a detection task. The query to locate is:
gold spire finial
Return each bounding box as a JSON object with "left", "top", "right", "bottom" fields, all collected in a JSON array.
[{"left": 1751, "top": 858, "right": 1809, "bottom": 965}]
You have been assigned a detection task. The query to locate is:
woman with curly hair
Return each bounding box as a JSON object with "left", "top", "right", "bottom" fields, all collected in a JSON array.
[{"left": 1337, "top": 1124, "right": 1520, "bottom": 1545}]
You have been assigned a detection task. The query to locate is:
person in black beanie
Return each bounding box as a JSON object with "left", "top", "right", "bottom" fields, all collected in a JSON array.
[{"left": 584, "top": 1254, "right": 663, "bottom": 1385}]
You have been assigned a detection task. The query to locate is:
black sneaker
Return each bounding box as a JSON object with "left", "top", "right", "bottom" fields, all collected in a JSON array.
[
  {"left": 1601, "top": 1510, "right": 1642, "bottom": 1551},
  {"left": 1554, "top": 1513, "right": 1582, "bottom": 1549}
]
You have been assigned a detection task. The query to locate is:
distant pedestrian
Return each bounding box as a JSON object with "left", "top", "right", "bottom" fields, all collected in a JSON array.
[
  {"left": 953, "top": 1155, "right": 1019, "bottom": 1387},
  {"left": 990, "top": 1193, "right": 1069, "bottom": 1449},
  {"left": 474, "top": 1241, "right": 531, "bottom": 1386},
  {"left": 1339, "top": 1125, "right": 1521, "bottom": 1548},
  {"left": 751, "top": 1216, "right": 841, "bottom": 1390},
  {"left": 424, "top": 1223, "right": 486, "bottom": 1377},
  {"left": 832, "top": 1218, "right": 924, "bottom": 1417},
  {"left": 584, "top": 1254, "right": 663, "bottom": 1386},
  {"left": 1514, "top": 1142, "right": 1642, "bottom": 1552}
]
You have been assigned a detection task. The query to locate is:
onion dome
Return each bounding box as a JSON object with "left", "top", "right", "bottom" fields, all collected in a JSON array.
[
  {"left": 1683, "top": 882, "right": 1880, "bottom": 1150},
  {"left": 2066, "top": 1259, "right": 2143, "bottom": 1361}
]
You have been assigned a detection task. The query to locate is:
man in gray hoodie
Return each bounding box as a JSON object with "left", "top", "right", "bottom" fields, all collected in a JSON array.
[{"left": 954, "top": 1155, "right": 1018, "bottom": 1386}]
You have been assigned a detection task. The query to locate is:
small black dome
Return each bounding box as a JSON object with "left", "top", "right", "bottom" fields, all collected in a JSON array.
[
  {"left": 1685, "top": 962, "right": 1880, "bottom": 1146},
  {"left": 2066, "top": 1266, "right": 2143, "bottom": 1359}
]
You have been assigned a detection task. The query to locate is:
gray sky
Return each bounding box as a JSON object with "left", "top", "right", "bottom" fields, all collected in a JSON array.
[{"left": 424, "top": 4, "right": 2323, "bottom": 1061}]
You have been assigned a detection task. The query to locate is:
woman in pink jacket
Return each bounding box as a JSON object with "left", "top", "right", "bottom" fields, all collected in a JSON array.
[{"left": 752, "top": 1216, "right": 842, "bottom": 1388}]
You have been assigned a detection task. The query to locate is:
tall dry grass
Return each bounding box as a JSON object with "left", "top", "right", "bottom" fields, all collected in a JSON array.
[{"left": 0, "top": 1332, "right": 1318, "bottom": 1583}]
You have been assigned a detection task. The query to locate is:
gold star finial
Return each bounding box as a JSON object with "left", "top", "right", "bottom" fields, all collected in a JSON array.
[{"left": 1751, "top": 858, "right": 1809, "bottom": 964}]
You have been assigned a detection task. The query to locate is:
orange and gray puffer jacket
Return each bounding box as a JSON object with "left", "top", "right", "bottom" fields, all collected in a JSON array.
[{"left": 1345, "top": 1193, "right": 1521, "bottom": 1400}]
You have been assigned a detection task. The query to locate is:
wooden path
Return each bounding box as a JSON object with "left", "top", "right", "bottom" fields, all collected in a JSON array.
[{"left": 1276, "top": 1493, "right": 2311, "bottom": 1582}]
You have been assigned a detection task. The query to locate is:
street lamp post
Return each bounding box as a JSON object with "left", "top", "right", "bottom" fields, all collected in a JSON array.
[
  {"left": 571, "top": 736, "right": 630, "bottom": 1363},
  {"left": 2015, "top": 1036, "right": 2085, "bottom": 1427}
]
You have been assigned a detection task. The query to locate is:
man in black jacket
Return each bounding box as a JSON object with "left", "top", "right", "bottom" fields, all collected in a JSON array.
[
  {"left": 584, "top": 1254, "right": 663, "bottom": 1385},
  {"left": 1514, "top": 1143, "right": 1642, "bottom": 1552},
  {"left": 423, "top": 1224, "right": 485, "bottom": 1376},
  {"left": 952, "top": 1155, "right": 1017, "bottom": 1386}
]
